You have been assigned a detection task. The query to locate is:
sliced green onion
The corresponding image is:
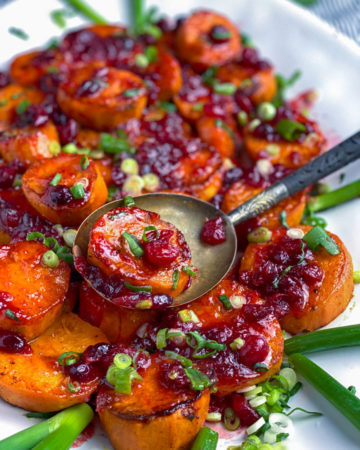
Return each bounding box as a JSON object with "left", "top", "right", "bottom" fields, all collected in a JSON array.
[
  {"left": 275, "top": 119, "right": 306, "bottom": 141},
  {"left": 178, "top": 309, "right": 200, "bottom": 324},
  {"left": 214, "top": 118, "right": 234, "bottom": 137},
  {"left": 284, "top": 324, "right": 360, "bottom": 355},
  {"left": 80, "top": 155, "right": 89, "bottom": 170},
  {"left": 172, "top": 270, "right": 180, "bottom": 290},
  {"left": 70, "top": 184, "right": 85, "bottom": 199},
  {"left": 354, "top": 271, "right": 360, "bottom": 284},
  {"left": 257, "top": 102, "right": 276, "bottom": 121},
  {"left": 136, "top": 299, "right": 152, "bottom": 309},
  {"left": 99, "top": 132, "right": 134, "bottom": 155},
  {"left": 186, "top": 331, "right": 226, "bottom": 359},
  {"left": 206, "top": 412, "right": 222, "bottom": 422},
  {"left": 223, "top": 408, "right": 240, "bottom": 430},
  {"left": 9, "top": 27, "right": 29, "bottom": 40},
  {"left": 184, "top": 367, "right": 212, "bottom": 391},
  {"left": 57, "top": 246, "right": 74, "bottom": 265},
  {"left": 218, "top": 294, "right": 232, "bottom": 310},
  {"left": 247, "top": 227, "right": 272, "bottom": 243},
  {"left": 16, "top": 99, "right": 31, "bottom": 115},
  {"left": 278, "top": 368, "right": 297, "bottom": 391},
  {"left": 49, "top": 141, "right": 61, "bottom": 155},
  {"left": 121, "top": 158, "right": 139, "bottom": 175},
  {"left": 51, "top": 10, "right": 68, "bottom": 28},
  {"left": 159, "top": 101, "right": 177, "bottom": 112},
  {"left": 192, "top": 102, "right": 204, "bottom": 112},
  {"left": 135, "top": 53, "right": 149, "bottom": 68},
  {"left": 63, "top": 229, "right": 77, "bottom": 247},
  {"left": 213, "top": 82, "right": 236, "bottom": 95},
  {"left": 289, "top": 353, "right": 360, "bottom": 431},
  {"left": 122, "top": 232, "right": 144, "bottom": 257},
  {"left": 156, "top": 328, "right": 168, "bottom": 350},
  {"left": 142, "top": 225, "right": 159, "bottom": 242},
  {"left": 42, "top": 250, "right": 59, "bottom": 268},
  {"left": 254, "top": 362, "right": 269, "bottom": 372},
  {"left": 182, "top": 266, "right": 197, "bottom": 277},
  {"left": 191, "top": 426, "right": 218, "bottom": 450},
  {"left": 58, "top": 351, "right": 82, "bottom": 366},
  {"left": 62, "top": 0, "right": 108, "bottom": 24},
  {"left": 246, "top": 416, "right": 266, "bottom": 435},
  {"left": 202, "top": 66, "right": 219, "bottom": 86},
  {"left": 0, "top": 404, "right": 93, "bottom": 450},
  {"left": 164, "top": 350, "right": 192, "bottom": 368},
  {"left": 49, "top": 173, "right": 62, "bottom": 186},
  {"left": 123, "top": 195, "right": 135, "bottom": 206},
  {"left": 5, "top": 309, "right": 19, "bottom": 322},
  {"left": 280, "top": 210, "right": 290, "bottom": 229},
  {"left": 67, "top": 381, "right": 80, "bottom": 393},
  {"left": 229, "top": 337, "right": 244, "bottom": 350},
  {"left": 124, "top": 281, "right": 151, "bottom": 293},
  {"left": 113, "top": 353, "right": 132, "bottom": 369},
  {"left": 145, "top": 45, "right": 157, "bottom": 63},
  {"left": 123, "top": 88, "right": 142, "bottom": 98},
  {"left": 303, "top": 226, "right": 340, "bottom": 255},
  {"left": 273, "top": 70, "right": 301, "bottom": 107}
]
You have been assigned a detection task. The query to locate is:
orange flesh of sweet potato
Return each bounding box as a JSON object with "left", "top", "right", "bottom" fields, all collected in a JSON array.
[
  {"left": 240, "top": 226, "right": 354, "bottom": 334},
  {"left": 0, "top": 84, "right": 44, "bottom": 123},
  {"left": 88, "top": 206, "right": 191, "bottom": 297},
  {"left": 176, "top": 10, "right": 241, "bottom": 67},
  {"left": 22, "top": 154, "right": 108, "bottom": 225},
  {"left": 57, "top": 65, "right": 147, "bottom": 130},
  {"left": 0, "top": 312, "right": 108, "bottom": 412},
  {"left": 79, "top": 281, "right": 159, "bottom": 343},
  {"left": 196, "top": 116, "right": 235, "bottom": 158},
  {"left": 97, "top": 354, "right": 210, "bottom": 450},
  {"left": 0, "top": 241, "right": 70, "bottom": 339},
  {"left": 222, "top": 179, "right": 307, "bottom": 229},
  {"left": 0, "top": 121, "right": 59, "bottom": 167}
]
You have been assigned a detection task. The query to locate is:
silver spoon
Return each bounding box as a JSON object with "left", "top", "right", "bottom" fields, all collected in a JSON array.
[{"left": 74, "top": 130, "right": 360, "bottom": 308}]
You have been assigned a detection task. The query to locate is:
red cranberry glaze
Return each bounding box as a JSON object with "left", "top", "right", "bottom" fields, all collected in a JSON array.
[
  {"left": 201, "top": 216, "right": 226, "bottom": 245},
  {"left": 232, "top": 393, "right": 260, "bottom": 426},
  {"left": 0, "top": 329, "right": 32, "bottom": 354},
  {"left": 239, "top": 234, "right": 324, "bottom": 317},
  {"left": 144, "top": 229, "right": 180, "bottom": 267}
]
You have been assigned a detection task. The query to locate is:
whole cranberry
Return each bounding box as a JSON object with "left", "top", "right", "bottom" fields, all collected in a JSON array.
[
  {"left": 238, "top": 334, "right": 269, "bottom": 367},
  {"left": 64, "top": 361, "right": 100, "bottom": 383},
  {"left": 57, "top": 119, "right": 78, "bottom": 145},
  {"left": 232, "top": 394, "right": 260, "bottom": 426},
  {"left": 201, "top": 216, "right": 226, "bottom": 245},
  {"left": 144, "top": 229, "right": 180, "bottom": 267},
  {"left": 47, "top": 184, "right": 73, "bottom": 206}
]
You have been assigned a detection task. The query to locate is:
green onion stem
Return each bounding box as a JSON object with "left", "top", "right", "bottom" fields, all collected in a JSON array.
[
  {"left": 285, "top": 325, "right": 360, "bottom": 355},
  {"left": 63, "top": 0, "right": 108, "bottom": 24},
  {"left": 191, "top": 426, "right": 219, "bottom": 450},
  {"left": 289, "top": 353, "right": 360, "bottom": 431},
  {"left": 132, "top": 0, "right": 145, "bottom": 32},
  {"left": 308, "top": 179, "right": 360, "bottom": 213},
  {"left": 0, "top": 404, "right": 93, "bottom": 450}
]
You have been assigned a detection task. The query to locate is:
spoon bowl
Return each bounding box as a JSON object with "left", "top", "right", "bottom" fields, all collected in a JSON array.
[{"left": 74, "top": 193, "right": 237, "bottom": 307}]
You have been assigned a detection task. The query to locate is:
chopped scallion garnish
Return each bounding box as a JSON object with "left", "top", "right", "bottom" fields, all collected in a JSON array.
[
  {"left": 124, "top": 281, "right": 152, "bottom": 293},
  {"left": 49, "top": 173, "right": 62, "bottom": 186},
  {"left": 172, "top": 270, "right": 180, "bottom": 290},
  {"left": 218, "top": 294, "right": 232, "bottom": 310},
  {"left": 303, "top": 226, "right": 340, "bottom": 255},
  {"left": 122, "top": 232, "right": 144, "bottom": 257}
]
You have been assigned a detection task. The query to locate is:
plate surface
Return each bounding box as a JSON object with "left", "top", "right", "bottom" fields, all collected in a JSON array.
[{"left": 0, "top": 1, "right": 359, "bottom": 449}]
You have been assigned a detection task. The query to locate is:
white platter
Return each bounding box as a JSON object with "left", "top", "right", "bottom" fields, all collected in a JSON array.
[{"left": 0, "top": 1, "right": 359, "bottom": 449}]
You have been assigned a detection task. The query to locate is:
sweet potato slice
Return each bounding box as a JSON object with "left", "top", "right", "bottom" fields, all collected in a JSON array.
[
  {"left": 0, "top": 84, "right": 44, "bottom": 123},
  {"left": 88, "top": 206, "right": 191, "bottom": 297},
  {"left": 0, "top": 312, "right": 108, "bottom": 412},
  {"left": 0, "top": 121, "right": 59, "bottom": 167},
  {"left": 217, "top": 63, "right": 276, "bottom": 104},
  {"left": 163, "top": 280, "right": 283, "bottom": 396},
  {"left": 196, "top": 116, "right": 235, "bottom": 158},
  {"left": 0, "top": 241, "right": 70, "bottom": 339},
  {"left": 57, "top": 64, "right": 147, "bottom": 130},
  {"left": 97, "top": 354, "right": 210, "bottom": 450},
  {"left": 22, "top": 154, "right": 108, "bottom": 225},
  {"left": 222, "top": 179, "right": 307, "bottom": 229},
  {"left": 239, "top": 226, "right": 353, "bottom": 334},
  {"left": 244, "top": 117, "right": 326, "bottom": 169},
  {"left": 79, "top": 281, "right": 158, "bottom": 343},
  {"left": 176, "top": 10, "right": 241, "bottom": 68}
]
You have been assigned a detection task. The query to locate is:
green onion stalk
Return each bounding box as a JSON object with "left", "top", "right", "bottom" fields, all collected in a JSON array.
[
  {"left": 285, "top": 325, "right": 360, "bottom": 355},
  {"left": 289, "top": 353, "right": 360, "bottom": 431},
  {"left": 307, "top": 179, "right": 360, "bottom": 213},
  {"left": 0, "top": 403, "right": 93, "bottom": 450},
  {"left": 63, "top": 0, "right": 108, "bottom": 24}
]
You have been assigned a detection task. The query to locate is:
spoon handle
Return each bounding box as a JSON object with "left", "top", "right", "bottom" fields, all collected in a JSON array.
[{"left": 228, "top": 130, "right": 360, "bottom": 226}]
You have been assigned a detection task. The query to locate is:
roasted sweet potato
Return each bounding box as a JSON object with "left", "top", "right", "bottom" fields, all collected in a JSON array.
[
  {"left": 222, "top": 179, "right": 307, "bottom": 229},
  {"left": 0, "top": 84, "right": 44, "bottom": 123},
  {"left": 97, "top": 353, "right": 210, "bottom": 450},
  {"left": 190, "top": 165, "right": 224, "bottom": 201},
  {"left": 79, "top": 281, "right": 158, "bottom": 343},
  {"left": 0, "top": 312, "right": 108, "bottom": 412},
  {"left": 240, "top": 226, "right": 354, "bottom": 334},
  {"left": 22, "top": 154, "right": 108, "bottom": 225},
  {"left": 217, "top": 63, "right": 276, "bottom": 104},
  {"left": 0, "top": 241, "right": 70, "bottom": 339},
  {"left": 176, "top": 10, "right": 241, "bottom": 68},
  {"left": 244, "top": 116, "right": 326, "bottom": 169},
  {"left": 0, "top": 121, "right": 59, "bottom": 167},
  {"left": 88, "top": 206, "right": 191, "bottom": 297},
  {"left": 196, "top": 116, "right": 236, "bottom": 158},
  {"left": 57, "top": 64, "right": 147, "bottom": 130},
  {"left": 10, "top": 50, "right": 63, "bottom": 86},
  {"left": 163, "top": 280, "right": 283, "bottom": 396}
]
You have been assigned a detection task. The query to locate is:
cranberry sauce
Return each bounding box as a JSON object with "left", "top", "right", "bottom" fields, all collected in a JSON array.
[
  {"left": 0, "top": 329, "right": 32, "bottom": 354},
  {"left": 143, "top": 230, "right": 180, "bottom": 267},
  {"left": 74, "top": 256, "right": 173, "bottom": 309},
  {"left": 239, "top": 234, "right": 324, "bottom": 317},
  {"left": 232, "top": 393, "right": 260, "bottom": 426},
  {"left": 201, "top": 216, "right": 226, "bottom": 245},
  {"left": 0, "top": 189, "right": 62, "bottom": 242},
  {"left": 63, "top": 342, "right": 151, "bottom": 385}
]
